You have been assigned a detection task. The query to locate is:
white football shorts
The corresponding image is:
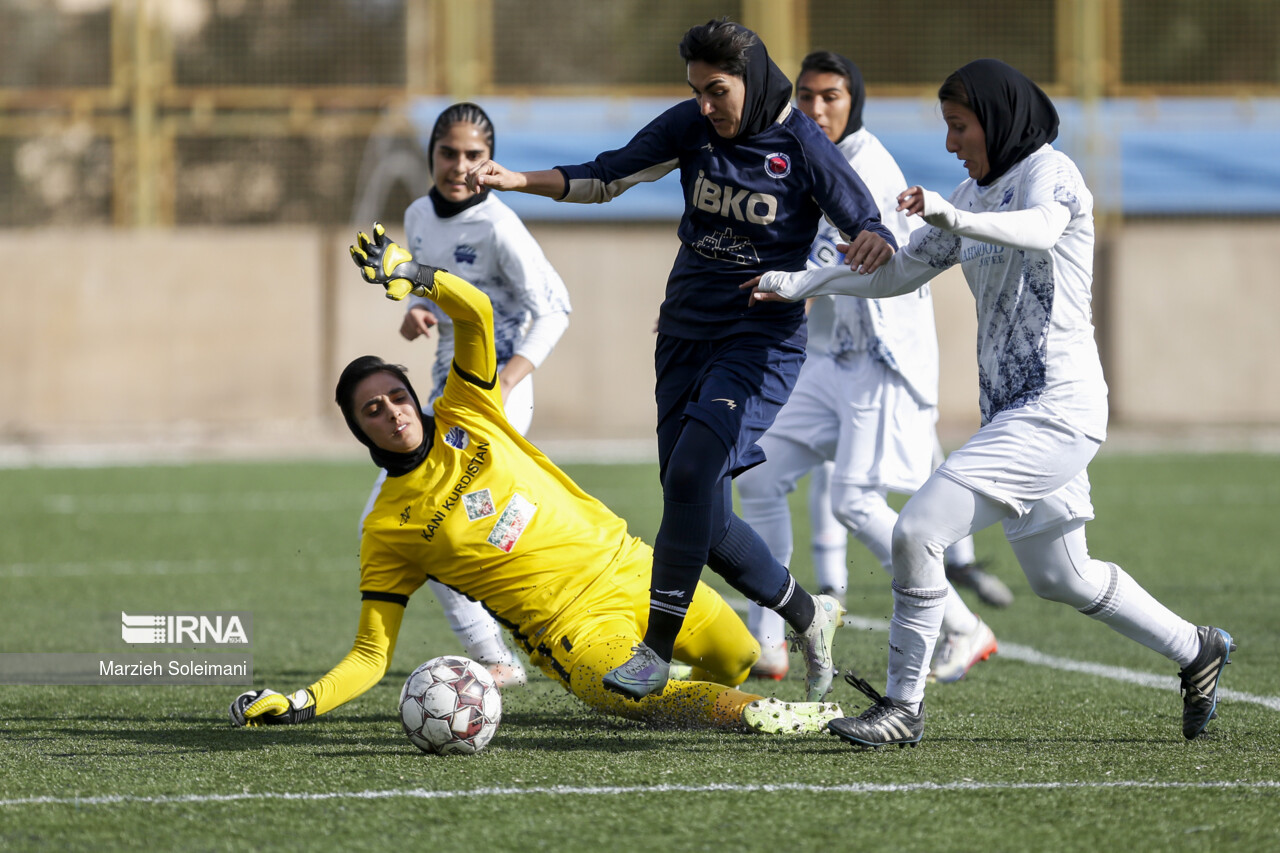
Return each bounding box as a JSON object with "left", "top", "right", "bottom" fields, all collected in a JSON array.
[
  {"left": 935, "top": 402, "right": 1099, "bottom": 541},
  {"left": 765, "top": 351, "right": 935, "bottom": 493}
]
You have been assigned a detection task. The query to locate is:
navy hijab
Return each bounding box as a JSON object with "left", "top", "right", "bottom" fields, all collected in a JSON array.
[
  {"left": 954, "top": 59, "right": 1059, "bottom": 186},
  {"left": 730, "top": 29, "right": 795, "bottom": 142},
  {"left": 336, "top": 356, "right": 433, "bottom": 477}
]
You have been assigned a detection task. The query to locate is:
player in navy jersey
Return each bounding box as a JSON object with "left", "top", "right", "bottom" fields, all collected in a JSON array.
[
  {"left": 737, "top": 51, "right": 1006, "bottom": 687},
  {"left": 466, "top": 19, "right": 896, "bottom": 702}
]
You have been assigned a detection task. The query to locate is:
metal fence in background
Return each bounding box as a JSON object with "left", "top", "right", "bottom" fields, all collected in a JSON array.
[{"left": 1, "top": 0, "right": 1277, "bottom": 228}]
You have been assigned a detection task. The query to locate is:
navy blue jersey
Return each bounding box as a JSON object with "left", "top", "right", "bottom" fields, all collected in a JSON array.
[{"left": 557, "top": 100, "right": 895, "bottom": 340}]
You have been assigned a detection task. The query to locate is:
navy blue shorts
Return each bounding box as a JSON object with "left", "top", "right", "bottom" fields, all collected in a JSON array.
[{"left": 654, "top": 329, "right": 807, "bottom": 479}]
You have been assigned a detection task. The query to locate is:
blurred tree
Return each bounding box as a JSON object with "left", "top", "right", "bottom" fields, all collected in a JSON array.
[
  {"left": 0, "top": 0, "right": 111, "bottom": 87},
  {"left": 1122, "top": 0, "right": 1280, "bottom": 86},
  {"left": 808, "top": 0, "right": 1058, "bottom": 86},
  {"left": 173, "top": 0, "right": 405, "bottom": 86},
  {"left": 492, "top": 0, "right": 739, "bottom": 87}
]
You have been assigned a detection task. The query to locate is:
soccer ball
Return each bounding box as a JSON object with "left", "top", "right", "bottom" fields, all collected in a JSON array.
[{"left": 399, "top": 655, "right": 502, "bottom": 755}]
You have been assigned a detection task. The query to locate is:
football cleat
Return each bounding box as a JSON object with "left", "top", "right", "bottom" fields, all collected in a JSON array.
[
  {"left": 742, "top": 697, "right": 844, "bottom": 734},
  {"left": 930, "top": 617, "right": 998, "bottom": 683},
  {"left": 945, "top": 560, "right": 1014, "bottom": 608},
  {"left": 484, "top": 660, "right": 527, "bottom": 689},
  {"left": 749, "top": 641, "right": 789, "bottom": 681},
  {"left": 1180, "top": 625, "right": 1236, "bottom": 740},
  {"left": 827, "top": 671, "right": 924, "bottom": 749},
  {"left": 602, "top": 642, "right": 670, "bottom": 701},
  {"left": 791, "top": 594, "right": 845, "bottom": 701}
]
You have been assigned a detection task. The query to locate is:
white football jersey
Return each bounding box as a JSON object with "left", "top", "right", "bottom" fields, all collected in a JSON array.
[
  {"left": 404, "top": 193, "right": 572, "bottom": 402},
  {"left": 908, "top": 145, "right": 1108, "bottom": 438},
  {"left": 808, "top": 128, "right": 939, "bottom": 407}
]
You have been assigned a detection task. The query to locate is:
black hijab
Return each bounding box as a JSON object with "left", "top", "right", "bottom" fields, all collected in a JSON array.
[
  {"left": 430, "top": 185, "right": 488, "bottom": 219},
  {"left": 954, "top": 58, "right": 1059, "bottom": 186},
  {"left": 830, "top": 53, "right": 866, "bottom": 142},
  {"left": 731, "top": 29, "right": 795, "bottom": 142},
  {"left": 335, "top": 356, "right": 433, "bottom": 477}
]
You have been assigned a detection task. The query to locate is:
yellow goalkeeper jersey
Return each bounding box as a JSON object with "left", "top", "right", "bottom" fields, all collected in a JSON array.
[{"left": 359, "top": 271, "right": 648, "bottom": 648}]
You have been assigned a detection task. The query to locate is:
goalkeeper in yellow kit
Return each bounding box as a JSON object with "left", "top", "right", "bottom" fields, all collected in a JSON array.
[{"left": 228, "top": 224, "right": 842, "bottom": 734}]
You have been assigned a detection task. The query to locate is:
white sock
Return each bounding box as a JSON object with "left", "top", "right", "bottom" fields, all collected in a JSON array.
[
  {"left": 812, "top": 542, "right": 849, "bottom": 595},
  {"left": 809, "top": 465, "right": 849, "bottom": 593},
  {"left": 739, "top": 491, "right": 797, "bottom": 651},
  {"left": 748, "top": 603, "right": 788, "bottom": 649},
  {"left": 941, "top": 586, "right": 979, "bottom": 635},
  {"left": 1009, "top": 526, "right": 1201, "bottom": 668},
  {"left": 1079, "top": 561, "right": 1200, "bottom": 667},
  {"left": 885, "top": 583, "right": 949, "bottom": 706}
]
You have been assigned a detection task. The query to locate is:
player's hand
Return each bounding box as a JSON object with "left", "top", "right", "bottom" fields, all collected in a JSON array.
[
  {"left": 400, "top": 306, "right": 438, "bottom": 341},
  {"left": 740, "top": 274, "right": 794, "bottom": 305},
  {"left": 229, "top": 688, "right": 317, "bottom": 727},
  {"left": 840, "top": 230, "right": 894, "bottom": 274},
  {"left": 897, "top": 185, "right": 927, "bottom": 217},
  {"left": 898, "top": 186, "right": 958, "bottom": 230},
  {"left": 465, "top": 159, "right": 524, "bottom": 193},
  {"left": 350, "top": 222, "right": 442, "bottom": 301}
]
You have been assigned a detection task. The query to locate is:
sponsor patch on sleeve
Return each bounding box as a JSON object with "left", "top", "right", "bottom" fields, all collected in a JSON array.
[{"left": 486, "top": 493, "right": 537, "bottom": 553}]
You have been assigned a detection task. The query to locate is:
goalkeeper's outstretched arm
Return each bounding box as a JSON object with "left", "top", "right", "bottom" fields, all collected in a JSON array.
[{"left": 229, "top": 597, "right": 405, "bottom": 726}]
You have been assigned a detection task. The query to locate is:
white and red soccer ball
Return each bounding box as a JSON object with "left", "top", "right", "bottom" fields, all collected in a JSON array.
[{"left": 399, "top": 655, "right": 502, "bottom": 755}]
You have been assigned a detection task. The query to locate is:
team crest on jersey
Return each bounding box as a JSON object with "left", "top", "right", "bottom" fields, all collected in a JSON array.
[
  {"left": 487, "top": 493, "right": 537, "bottom": 553},
  {"left": 453, "top": 244, "right": 478, "bottom": 265},
  {"left": 444, "top": 426, "right": 469, "bottom": 450},
  {"left": 462, "top": 488, "right": 496, "bottom": 521},
  {"left": 764, "top": 152, "right": 791, "bottom": 179}
]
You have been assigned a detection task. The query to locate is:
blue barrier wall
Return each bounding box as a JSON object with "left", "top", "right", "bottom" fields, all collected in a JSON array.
[{"left": 408, "top": 96, "right": 1280, "bottom": 219}]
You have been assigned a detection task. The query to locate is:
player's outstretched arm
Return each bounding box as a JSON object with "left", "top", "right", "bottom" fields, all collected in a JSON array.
[
  {"left": 229, "top": 598, "right": 405, "bottom": 727},
  {"left": 465, "top": 160, "right": 567, "bottom": 198},
  {"left": 900, "top": 186, "right": 1070, "bottom": 251},
  {"left": 741, "top": 250, "right": 937, "bottom": 305}
]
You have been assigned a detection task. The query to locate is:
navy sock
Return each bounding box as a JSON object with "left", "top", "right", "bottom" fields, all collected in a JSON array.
[
  {"left": 708, "top": 514, "right": 815, "bottom": 632},
  {"left": 707, "top": 514, "right": 788, "bottom": 599},
  {"left": 645, "top": 498, "right": 713, "bottom": 662},
  {"left": 771, "top": 576, "right": 816, "bottom": 632}
]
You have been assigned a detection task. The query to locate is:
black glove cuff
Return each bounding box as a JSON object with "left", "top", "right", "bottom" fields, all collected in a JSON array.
[{"left": 414, "top": 264, "right": 444, "bottom": 291}]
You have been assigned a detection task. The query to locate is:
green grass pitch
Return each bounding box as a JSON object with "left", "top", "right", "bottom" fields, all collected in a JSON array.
[{"left": 0, "top": 452, "right": 1277, "bottom": 851}]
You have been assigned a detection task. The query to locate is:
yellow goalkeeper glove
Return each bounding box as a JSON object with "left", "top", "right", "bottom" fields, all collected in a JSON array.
[
  {"left": 349, "top": 222, "right": 444, "bottom": 301},
  {"left": 228, "top": 688, "right": 317, "bottom": 727}
]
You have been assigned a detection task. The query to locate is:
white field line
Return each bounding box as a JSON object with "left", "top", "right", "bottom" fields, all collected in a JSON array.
[
  {"left": 24, "top": 492, "right": 362, "bottom": 515},
  {"left": 727, "top": 603, "right": 1280, "bottom": 713},
  {"left": 836, "top": 612, "right": 1280, "bottom": 712},
  {"left": 3, "top": 779, "right": 1279, "bottom": 809}
]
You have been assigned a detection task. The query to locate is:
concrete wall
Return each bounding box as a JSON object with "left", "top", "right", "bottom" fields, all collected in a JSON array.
[
  {"left": 1108, "top": 220, "right": 1280, "bottom": 426},
  {"left": 0, "top": 220, "right": 1274, "bottom": 457}
]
